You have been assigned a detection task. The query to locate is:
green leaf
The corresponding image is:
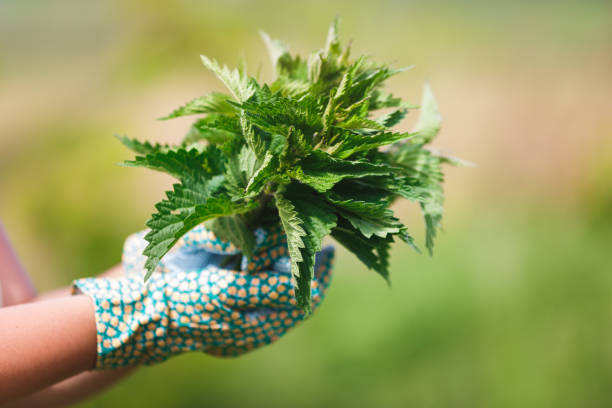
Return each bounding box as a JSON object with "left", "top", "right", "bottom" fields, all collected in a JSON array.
[
  {"left": 329, "top": 131, "right": 415, "bottom": 159},
  {"left": 143, "top": 185, "right": 254, "bottom": 279},
  {"left": 277, "top": 185, "right": 337, "bottom": 311},
  {"left": 368, "top": 91, "right": 406, "bottom": 111},
  {"left": 337, "top": 116, "right": 385, "bottom": 132},
  {"left": 161, "top": 92, "right": 237, "bottom": 120},
  {"left": 375, "top": 108, "right": 408, "bottom": 128},
  {"left": 331, "top": 219, "right": 393, "bottom": 282},
  {"left": 411, "top": 83, "right": 441, "bottom": 144},
  {"left": 324, "top": 17, "right": 342, "bottom": 59},
  {"left": 200, "top": 55, "right": 257, "bottom": 102},
  {"left": 269, "top": 76, "right": 310, "bottom": 98},
  {"left": 207, "top": 215, "right": 256, "bottom": 259},
  {"left": 224, "top": 144, "right": 259, "bottom": 197},
  {"left": 326, "top": 192, "right": 402, "bottom": 239},
  {"left": 307, "top": 51, "right": 322, "bottom": 83},
  {"left": 421, "top": 182, "right": 444, "bottom": 255},
  {"left": 290, "top": 150, "right": 391, "bottom": 192},
  {"left": 238, "top": 91, "right": 323, "bottom": 137},
  {"left": 274, "top": 188, "right": 307, "bottom": 274},
  {"left": 259, "top": 31, "right": 290, "bottom": 75},
  {"left": 116, "top": 135, "right": 170, "bottom": 155},
  {"left": 124, "top": 146, "right": 225, "bottom": 181},
  {"left": 246, "top": 150, "right": 278, "bottom": 196}
]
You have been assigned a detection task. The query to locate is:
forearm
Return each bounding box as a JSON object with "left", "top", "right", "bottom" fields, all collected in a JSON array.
[
  {"left": 0, "top": 296, "right": 97, "bottom": 403},
  {"left": 0, "top": 223, "right": 36, "bottom": 305},
  {"left": 0, "top": 221, "right": 134, "bottom": 405}
]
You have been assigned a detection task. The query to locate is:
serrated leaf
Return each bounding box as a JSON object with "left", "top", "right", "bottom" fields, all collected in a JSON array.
[
  {"left": 326, "top": 192, "right": 402, "bottom": 238},
  {"left": 246, "top": 150, "right": 278, "bottom": 196},
  {"left": 116, "top": 135, "right": 170, "bottom": 155},
  {"left": 337, "top": 116, "right": 385, "bottom": 132},
  {"left": 269, "top": 76, "right": 310, "bottom": 98},
  {"left": 259, "top": 31, "right": 290, "bottom": 75},
  {"left": 239, "top": 92, "right": 323, "bottom": 137},
  {"left": 375, "top": 108, "right": 408, "bottom": 128},
  {"left": 421, "top": 182, "right": 444, "bottom": 256},
  {"left": 290, "top": 150, "right": 391, "bottom": 192},
  {"left": 307, "top": 51, "right": 322, "bottom": 83},
  {"left": 161, "top": 92, "right": 237, "bottom": 120},
  {"left": 278, "top": 185, "right": 337, "bottom": 311},
  {"left": 124, "top": 146, "right": 225, "bottom": 181},
  {"left": 411, "top": 83, "right": 442, "bottom": 144},
  {"left": 143, "top": 189, "right": 254, "bottom": 280},
  {"left": 207, "top": 215, "right": 256, "bottom": 259},
  {"left": 201, "top": 55, "right": 257, "bottom": 102},
  {"left": 368, "top": 91, "right": 405, "bottom": 111},
  {"left": 331, "top": 219, "right": 393, "bottom": 282},
  {"left": 329, "top": 131, "right": 415, "bottom": 159},
  {"left": 274, "top": 188, "right": 307, "bottom": 269},
  {"left": 324, "top": 17, "right": 342, "bottom": 59}
]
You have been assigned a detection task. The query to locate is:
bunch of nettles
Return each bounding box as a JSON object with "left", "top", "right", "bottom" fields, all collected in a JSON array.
[{"left": 118, "top": 19, "right": 459, "bottom": 311}]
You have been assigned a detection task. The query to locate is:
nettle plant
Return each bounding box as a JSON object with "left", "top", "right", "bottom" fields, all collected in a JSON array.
[{"left": 119, "top": 20, "right": 460, "bottom": 311}]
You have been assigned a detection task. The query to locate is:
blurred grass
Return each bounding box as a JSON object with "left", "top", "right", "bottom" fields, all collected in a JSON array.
[{"left": 1, "top": 0, "right": 612, "bottom": 406}]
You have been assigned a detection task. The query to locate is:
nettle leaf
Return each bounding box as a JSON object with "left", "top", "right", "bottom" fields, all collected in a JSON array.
[
  {"left": 259, "top": 31, "right": 291, "bottom": 76},
  {"left": 421, "top": 187, "right": 444, "bottom": 256},
  {"left": 289, "top": 150, "right": 391, "bottom": 192},
  {"left": 276, "top": 185, "right": 337, "bottom": 311},
  {"left": 411, "top": 83, "right": 441, "bottom": 144},
  {"left": 307, "top": 51, "right": 323, "bottom": 83},
  {"left": 274, "top": 188, "right": 307, "bottom": 275},
  {"left": 161, "top": 92, "right": 237, "bottom": 120},
  {"left": 143, "top": 184, "right": 253, "bottom": 279},
  {"left": 331, "top": 219, "right": 393, "bottom": 282},
  {"left": 269, "top": 76, "right": 310, "bottom": 98},
  {"left": 183, "top": 115, "right": 242, "bottom": 146},
  {"left": 389, "top": 144, "right": 446, "bottom": 254},
  {"left": 326, "top": 193, "right": 403, "bottom": 239},
  {"left": 201, "top": 55, "right": 257, "bottom": 102},
  {"left": 375, "top": 108, "right": 408, "bottom": 128},
  {"left": 324, "top": 17, "right": 342, "bottom": 59},
  {"left": 329, "top": 131, "right": 414, "bottom": 159},
  {"left": 120, "top": 19, "right": 459, "bottom": 310},
  {"left": 224, "top": 145, "right": 258, "bottom": 197},
  {"left": 239, "top": 92, "right": 323, "bottom": 136},
  {"left": 123, "top": 146, "right": 225, "bottom": 181},
  {"left": 116, "top": 135, "right": 171, "bottom": 155},
  {"left": 368, "top": 91, "right": 405, "bottom": 111},
  {"left": 207, "top": 215, "right": 256, "bottom": 259},
  {"left": 246, "top": 150, "right": 277, "bottom": 195},
  {"left": 337, "top": 116, "right": 385, "bottom": 132}
]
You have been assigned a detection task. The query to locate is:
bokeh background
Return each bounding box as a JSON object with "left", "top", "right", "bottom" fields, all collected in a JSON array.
[{"left": 2, "top": 0, "right": 612, "bottom": 406}]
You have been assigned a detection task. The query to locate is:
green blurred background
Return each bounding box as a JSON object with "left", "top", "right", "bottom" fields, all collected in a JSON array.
[{"left": 1, "top": 0, "right": 612, "bottom": 406}]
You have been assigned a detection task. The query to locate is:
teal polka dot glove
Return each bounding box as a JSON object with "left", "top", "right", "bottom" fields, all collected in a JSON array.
[{"left": 72, "top": 224, "right": 334, "bottom": 369}]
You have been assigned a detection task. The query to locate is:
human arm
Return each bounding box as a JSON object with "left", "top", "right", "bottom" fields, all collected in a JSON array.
[
  {"left": 0, "top": 222, "right": 135, "bottom": 407},
  {"left": 0, "top": 264, "right": 135, "bottom": 408},
  {"left": 0, "top": 222, "right": 126, "bottom": 405},
  {"left": 0, "top": 296, "right": 97, "bottom": 403},
  {"left": 2, "top": 367, "right": 133, "bottom": 408},
  {"left": 0, "top": 225, "right": 334, "bottom": 404}
]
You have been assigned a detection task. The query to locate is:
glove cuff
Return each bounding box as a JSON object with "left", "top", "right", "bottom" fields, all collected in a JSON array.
[{"left": 72, "top": 276, "right": 171, "bottom": 369}]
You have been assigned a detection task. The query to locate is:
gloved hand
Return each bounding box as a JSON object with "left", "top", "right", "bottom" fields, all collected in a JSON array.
[{"left": 73, "top": 223, "right": 334, "bottom": 369}]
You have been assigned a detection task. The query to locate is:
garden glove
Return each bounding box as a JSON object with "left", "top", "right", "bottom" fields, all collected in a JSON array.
[{"left": 73, "top": 223, "right": 334, "bottom": 369}]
